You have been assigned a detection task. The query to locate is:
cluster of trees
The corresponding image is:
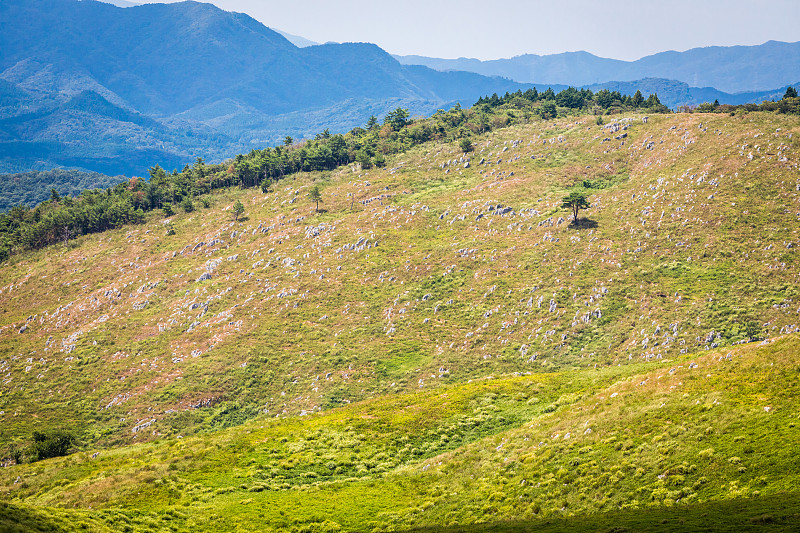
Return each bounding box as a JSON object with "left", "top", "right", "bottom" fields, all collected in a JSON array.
[
  {"left": 476, "top": 87, "right": 670, "bottom": 116},
  {"left": 232, "top": 106, "right": 464, "bottom": 185},
  {"left": 0, "top": 169, "right": 128, "bottom": 213},
  {"left": 0, "top": 107, "right": 434, "bottom": 258},
  {"left": 681, "top": 87, "right": 800, "bottom": 115},
  {"left": 0, "top": 159, "right": 225, "bottom": 259},
  {"left": 0, "top": 94, "right": 576, "bottom": 260}
]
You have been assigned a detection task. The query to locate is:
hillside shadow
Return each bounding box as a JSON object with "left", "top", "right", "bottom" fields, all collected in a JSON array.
[
  {"left": 399, "top": 493, "right": 800, "bottom": 533},
  {"left": 568, "top": 217, "right": 598, "bottom": 229},
  {"left": 0, "top": 501, "right": 66, "bottom": 533}
]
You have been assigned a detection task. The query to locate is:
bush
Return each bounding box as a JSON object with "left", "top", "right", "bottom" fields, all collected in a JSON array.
[
  {"left": 539, "top": 101, "right": 557, "bottom": 120},
  {"left": 356, "top": 150, "right": 372, "bottom": 169},
  {"left": 459, "top": 138, "right": 474, "bottom": 153},
  {"left": 28, "top": 430, "right": 74, "bottom": 462},
  {"left": 162, "top": 204, "right": 175, "bottom": 217},
  {"left": 745, "top": 321, "right": 762, "bottom": 341},
  {"left": 181, "top": 197, "right": 194, "bottom": 213},
  {"left": 8, "top": 446, "right": 22, "bottom": 464}
]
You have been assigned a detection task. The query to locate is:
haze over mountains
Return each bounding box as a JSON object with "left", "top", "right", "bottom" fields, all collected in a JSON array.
[
  {"left": 0, "top": 0, "right": 797, "bottom": 178},
  {"left": 395, "top": 40, "right": 800, "bottom": 94},
  {"left": 0, "top": 0, "right": 529, "bottom": 175}
]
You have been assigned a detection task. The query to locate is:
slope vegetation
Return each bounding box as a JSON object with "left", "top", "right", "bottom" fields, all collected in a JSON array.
[
  {"left": 0, "top": 110, "right": 799, "bottom": 531},
  {"left": 1, "top": 334, "right": 799, "bottom": 532}
]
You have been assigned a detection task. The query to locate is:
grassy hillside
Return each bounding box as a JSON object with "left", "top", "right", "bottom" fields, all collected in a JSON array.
[{"left": 1, "top": 110, "right": 799, "bottom": 531}]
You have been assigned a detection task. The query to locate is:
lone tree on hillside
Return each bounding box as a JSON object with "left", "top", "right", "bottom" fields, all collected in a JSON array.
[
  {"left": 561, "top": 190, "right": 590, "bottom": 221},
  {"left": 309, "top": 185, "right": 323, "bottom": 212},
  {"left": 785, "top": 86, "right": 798, "bottom": 99},
  {"left": 232, "top": 199, "right": 244, "bottom": 221},
  {"left": 459, "top": 138, "right": 474, "bottom": 153}
]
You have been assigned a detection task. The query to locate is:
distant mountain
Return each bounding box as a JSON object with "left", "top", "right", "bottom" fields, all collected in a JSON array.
[
  {"left": 273, "top": 28, "right": 320, "bottom": 48},
  {"left": 395, "top": 40, "right": 800, "bottom": 94},
  {"left": 97, "top": 0, "right": 140, "bottom": 7},
  {"left": 1, "top": 0, "right": 796, "bottom": 179},
  {"left": 0, "top": 0, "right": 531, "bottom": 175}
]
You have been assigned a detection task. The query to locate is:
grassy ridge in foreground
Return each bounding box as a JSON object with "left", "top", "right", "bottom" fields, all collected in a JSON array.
[
  {"left": 3, "top": 494, "right": 800, "bottom": 533},
  {"left": 1, "top": 334, "right": 799, "bottom": 531}
]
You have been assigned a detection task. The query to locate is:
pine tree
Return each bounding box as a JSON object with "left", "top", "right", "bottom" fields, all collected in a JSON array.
[
  {"left": 561, "top": 190, "right": 590, "bottom": 220},
  {"left": 308, "top": 185, "right": 323, "bottom": 212},
  {"left": 232, "top": 200, "right": 244, "bottom": 221},
  {"left": 645, "top": 93, "right": 662, "bottom": 107}
]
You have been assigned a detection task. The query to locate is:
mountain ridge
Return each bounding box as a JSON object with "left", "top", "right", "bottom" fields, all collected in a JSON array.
[
  {"left": 0, "top": 0, "right": 534, "bottom": 175},
  {"left": 394, "top": 40, "right": 800, "bottom": 93},
  {"left": 1, "top": 0, "right": 797, "bottom": 179}
]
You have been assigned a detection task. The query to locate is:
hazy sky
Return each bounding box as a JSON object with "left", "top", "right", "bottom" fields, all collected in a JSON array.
[{"left": 130, "top": 0, "right": 800, "bottom": 61}]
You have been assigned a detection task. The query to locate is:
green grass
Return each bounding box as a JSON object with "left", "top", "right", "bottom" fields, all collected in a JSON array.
[{"left": 1, "top": 334, "right": 799, "bottom": 532}]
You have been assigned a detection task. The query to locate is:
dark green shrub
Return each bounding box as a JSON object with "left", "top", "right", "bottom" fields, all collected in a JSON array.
[
  {"left": 8, "top": 446, "right": 22, "bottom": 465},
  {"left": 28, "top": 430, "right": 74, "bottom": 461}
]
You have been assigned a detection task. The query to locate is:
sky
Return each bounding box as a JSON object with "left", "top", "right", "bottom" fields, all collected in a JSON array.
[{"left": 128, "top": 0, "right": 800, "bottom": 61}]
